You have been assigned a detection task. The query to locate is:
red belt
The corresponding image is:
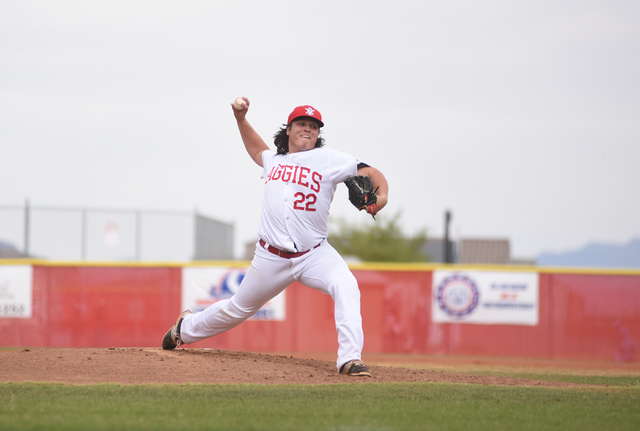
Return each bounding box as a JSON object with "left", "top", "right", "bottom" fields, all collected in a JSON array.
[{"left": 259, "top": 239, "right": 321, "bottom": 259}]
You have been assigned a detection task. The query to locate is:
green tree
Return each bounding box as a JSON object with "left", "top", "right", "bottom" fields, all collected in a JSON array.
[{"left": 328, "top": 210, "right": 428, "bottom": 262}]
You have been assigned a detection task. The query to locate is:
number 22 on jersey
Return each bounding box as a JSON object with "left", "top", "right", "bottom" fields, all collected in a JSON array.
[{"left": 293, "top": 192, "right": 317, "bottom": 212}]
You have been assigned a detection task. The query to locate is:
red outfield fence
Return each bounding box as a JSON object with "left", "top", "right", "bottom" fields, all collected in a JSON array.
[{"left": 1, "top": 261, "right": 639, "bottom": 362}]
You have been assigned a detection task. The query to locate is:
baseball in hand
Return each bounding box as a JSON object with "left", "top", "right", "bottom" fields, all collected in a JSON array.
[{"left": 233, "top": 97, "right": 247, "bottom": 111}]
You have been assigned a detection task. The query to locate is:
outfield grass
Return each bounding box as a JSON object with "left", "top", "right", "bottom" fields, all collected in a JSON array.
[
  {"left": 456, "top": 372, "right": 640, "bottom": 387},
  {"left": 1, "top": 381, "right": 639, "bottom": 431}
]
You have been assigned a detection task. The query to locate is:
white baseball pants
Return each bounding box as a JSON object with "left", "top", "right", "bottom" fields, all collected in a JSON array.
[{"left": 179, "top": 240, "right": 364, "bottom": 371}]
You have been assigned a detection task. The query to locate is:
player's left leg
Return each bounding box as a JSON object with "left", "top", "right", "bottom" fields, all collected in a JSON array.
[
  {"left": 294, "top": 243, "right": 365, "bottom": 372},
  {"left": 179, "top": 245, "right": 295, "bottom": 344}
]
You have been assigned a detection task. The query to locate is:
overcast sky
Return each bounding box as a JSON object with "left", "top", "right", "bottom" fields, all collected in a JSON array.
[{"left": 1, "top": 0, "right": 639, "bottom": 260}]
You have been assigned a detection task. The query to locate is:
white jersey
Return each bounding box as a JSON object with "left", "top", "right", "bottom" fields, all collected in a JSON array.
[{"left": 258, "top": 147, "right": 362, "bottom": 252}]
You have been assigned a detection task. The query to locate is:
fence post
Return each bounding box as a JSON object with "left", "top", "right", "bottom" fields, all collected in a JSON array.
[
  {"left": 444, "top": 210, "right": 454, "bottom": 264},
  {"left": 136, "top": 210, "right": 141, "bottom": 261},
  {"left": 81, "top": 208, "right": 87, "bottom": 261},
  {"left": 23, "top": 199, "right": 30, "bottom": 257}
]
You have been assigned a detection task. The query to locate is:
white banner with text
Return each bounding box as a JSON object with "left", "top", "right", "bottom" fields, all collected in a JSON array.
[
  {"left": 432, "top": 270, "right": 539, "bottom": 325},
  {"left": 0, "top": 265, "right": 33, "bottom": 318},
  {"left": 182, "top": 267, "right": 286, "bottom": 321}
]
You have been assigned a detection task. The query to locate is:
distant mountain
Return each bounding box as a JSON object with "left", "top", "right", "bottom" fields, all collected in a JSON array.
[
  {"left": 537, "top": 238, "right": 640, "bottom": 269},
  {"left": 0, "top": 239, "right": 26, "bottom": 258}
]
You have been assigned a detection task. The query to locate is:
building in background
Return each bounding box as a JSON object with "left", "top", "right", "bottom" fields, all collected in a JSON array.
[
  {"left": 422, "top": 237, "right": 536, "bottom": 266},
  {"left": 193, "top": 213, "right": 234, "bottom": 261}
]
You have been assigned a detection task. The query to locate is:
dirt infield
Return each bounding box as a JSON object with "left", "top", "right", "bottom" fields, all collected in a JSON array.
[{"left": 4, "top": 347, "right": 637, "bottom": 387}]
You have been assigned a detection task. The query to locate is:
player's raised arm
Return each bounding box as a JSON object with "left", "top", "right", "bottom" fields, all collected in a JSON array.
[
  {"left": 231, "top": 97, "right": 269, "bottom": 167},
  {"left": 357, "top": 166, "right": 389, "bottom": 211}
]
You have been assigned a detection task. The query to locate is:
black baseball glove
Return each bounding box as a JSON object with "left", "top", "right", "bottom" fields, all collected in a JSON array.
[{"left": 344, "top": 175, "right": 378, "bottom": 218}]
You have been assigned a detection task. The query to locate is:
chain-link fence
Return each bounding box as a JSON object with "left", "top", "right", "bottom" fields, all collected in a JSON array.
[{"left": 0, "top": 202, "right": 233, "bottom": 261}]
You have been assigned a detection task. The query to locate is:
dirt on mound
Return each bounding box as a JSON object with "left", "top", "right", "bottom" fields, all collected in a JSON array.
[{"left": 0, "top": 347, "right": 589, "bottom": 388}]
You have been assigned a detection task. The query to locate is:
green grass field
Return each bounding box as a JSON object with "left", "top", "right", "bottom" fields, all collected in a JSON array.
[{"left": 2, "top": 377, "right": 639, "bottom": 431}]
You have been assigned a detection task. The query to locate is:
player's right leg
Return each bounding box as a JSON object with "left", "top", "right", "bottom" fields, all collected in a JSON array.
[
  {"left": 178, "top": 245, "right": 295, "bottom": 345},
  {"left": 295, "top": 243, "right": 368, "bottom": 374}
]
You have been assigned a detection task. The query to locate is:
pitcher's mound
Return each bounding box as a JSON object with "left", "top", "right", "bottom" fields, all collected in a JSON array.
[{"left": 0, "top": 347, "right": 584, "bottom": 387}]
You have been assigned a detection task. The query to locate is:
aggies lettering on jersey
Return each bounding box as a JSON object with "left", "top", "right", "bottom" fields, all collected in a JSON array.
[{"left": 265, "top": 164, "right": 322, "bottom": 193}]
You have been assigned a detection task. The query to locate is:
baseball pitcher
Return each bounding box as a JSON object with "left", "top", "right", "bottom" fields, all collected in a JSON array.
[{"left": 163, "top": 98, "right": 388, "bottom": 376}]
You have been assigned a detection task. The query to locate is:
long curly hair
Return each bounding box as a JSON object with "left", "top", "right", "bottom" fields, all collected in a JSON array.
[{"left": 273, "top": 122, "right": 325, "bottom": 155}]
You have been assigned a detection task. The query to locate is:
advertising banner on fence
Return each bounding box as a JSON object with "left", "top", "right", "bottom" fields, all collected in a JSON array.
[
  {"left": 182, "top": 267, "right": 286, "bottom": 321},
  {"left": 432, "top": 270, "right": 539, "bottom": 325},
  {"left": 0, "top": 265, "right": 33, "bottom": 319}
]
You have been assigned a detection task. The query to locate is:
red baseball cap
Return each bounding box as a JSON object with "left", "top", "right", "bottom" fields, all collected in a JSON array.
[{"left": 287, "top": 105, "right": 324, "bottom": 127}]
